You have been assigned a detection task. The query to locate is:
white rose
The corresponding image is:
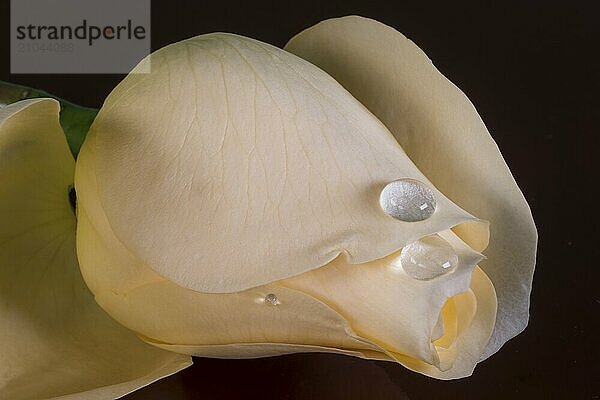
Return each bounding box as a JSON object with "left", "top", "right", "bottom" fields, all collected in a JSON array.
[
  {"left": 0, "top": 16, "right": 536, "bottom": 399},
  {"left": 76, "top": 16, "right": 535, "bottom": 378}
]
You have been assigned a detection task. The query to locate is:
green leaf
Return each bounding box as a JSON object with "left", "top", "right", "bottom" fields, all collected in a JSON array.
[{"left": 0, "top": 81, "right": 97, "bottom": 158}]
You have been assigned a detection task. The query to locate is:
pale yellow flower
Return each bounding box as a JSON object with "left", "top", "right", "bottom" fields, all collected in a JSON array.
[
  {"left": 0, "top": 16, "right": 536, "bottom": 399},
  {"left": 0, "top": 99, "right": 191, "bottom": 400}
]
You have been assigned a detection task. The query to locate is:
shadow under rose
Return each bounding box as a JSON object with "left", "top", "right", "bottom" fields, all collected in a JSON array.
[{"left": 124, "top": 353, "right": 409, "bottom": 400}]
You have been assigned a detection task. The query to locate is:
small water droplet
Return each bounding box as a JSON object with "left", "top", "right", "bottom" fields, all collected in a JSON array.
[
  {"left": 400, "top": 234, "right": 458, "bottom": 280},
  {"left": 264, "top": 293, "right": 280, "bottom": 306},
  {"left": 380, "top": 179, "right": 436, "bottom": 222}
]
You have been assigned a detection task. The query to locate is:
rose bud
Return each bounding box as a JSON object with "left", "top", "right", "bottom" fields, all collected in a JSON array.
[
  {"left": 74, "top": 18, "right": 535, "bottom": 380},
  {"left": 0, "top": 16, "right": 536, "bottom": 399}
]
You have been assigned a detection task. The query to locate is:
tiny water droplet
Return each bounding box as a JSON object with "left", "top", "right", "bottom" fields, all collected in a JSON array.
[
  {"left": 264, "top": 293, "right": 279, "bottom": 306},
  {"left": 380, "top": 179, "right": 436, "bottom": 222},
  {"left": 400, "top": 234, "right": 458, "bottom": 280}
]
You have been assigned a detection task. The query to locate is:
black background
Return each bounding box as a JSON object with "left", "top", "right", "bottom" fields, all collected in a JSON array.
[{"left": 1, "top": 1, "right": 598, "bottom": 399}]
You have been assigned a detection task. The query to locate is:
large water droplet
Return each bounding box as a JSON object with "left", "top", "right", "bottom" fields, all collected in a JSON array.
[
  {"left": 379, "top": 178, "right": 436, "bottom": 222},
  {"left": 400, "top": 234, "right": 458, "bottom": 280}
]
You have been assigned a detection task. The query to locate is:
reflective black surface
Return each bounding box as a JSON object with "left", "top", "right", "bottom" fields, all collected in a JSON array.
[{"left": 1, "top": 1, "right": 597, "bottom": 399}]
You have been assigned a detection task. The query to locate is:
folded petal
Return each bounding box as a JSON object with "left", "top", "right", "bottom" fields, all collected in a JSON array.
[
  {"left": 281, "top": 229, "right": 488, "bottom": 371},
  {"left": 76, "top": 126, "right": 495, "bottom": 377},
  {"left": 77, "top": 168, "right": 495, "bottom": 379},
  {"left": 285, "top": 16, "right": 536, "bottom": 358},
  {"left": 388, "top": 267, "right": 497, "bottom": 379},
  {"left": 76, "top": 105, "right": 494, "bottom": 378},
  {"left": 75, "top": 182, "right": 381, "bottom": 356},
  {"left": 76, "top": 135, "right": 385, "bottom": 355},
  {"left": 78, "top": 32, "right": 481, "bottom": 294},
  {"left": 0, "top": 99, "right": 191, "bottom": 400}
]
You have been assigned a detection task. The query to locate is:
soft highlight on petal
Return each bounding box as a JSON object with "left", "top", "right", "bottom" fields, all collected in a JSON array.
[
  {"left": 285, "top": 16, "right": 536, "bottom": 358},
  {"left": 0, "top": 99, "right": 191, "bottom": 400}
]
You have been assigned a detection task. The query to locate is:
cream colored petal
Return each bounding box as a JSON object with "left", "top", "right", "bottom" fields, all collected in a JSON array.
[
  {"left": 285, "top": 16, "right": 536, "bottom": 358},
  {"left": 281, "top": 229, "right": 484, "bottom": 368},
  {"left": 76, "top": 132, "right": 489, "bottom": 375},
  {"left": 76, "top": 136, "right": 382, "bottom": 355},
  {"left": 77, "top": 177, "right": 490, "bottom": 378},
  {"left": 76, "top": 201, "right": 380, "bottom": 356},
  {"left": 76, "top": 32, "right": 484, "bottom": 294},
  {"left": 0, "top": 99, "right": 192, "bottom": 400},
  {"left": 386, "top": 267, "right": 497, "bottom": 379},
  {"left": 432, "top": 289, "right": 476, "bottom": 371}
]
